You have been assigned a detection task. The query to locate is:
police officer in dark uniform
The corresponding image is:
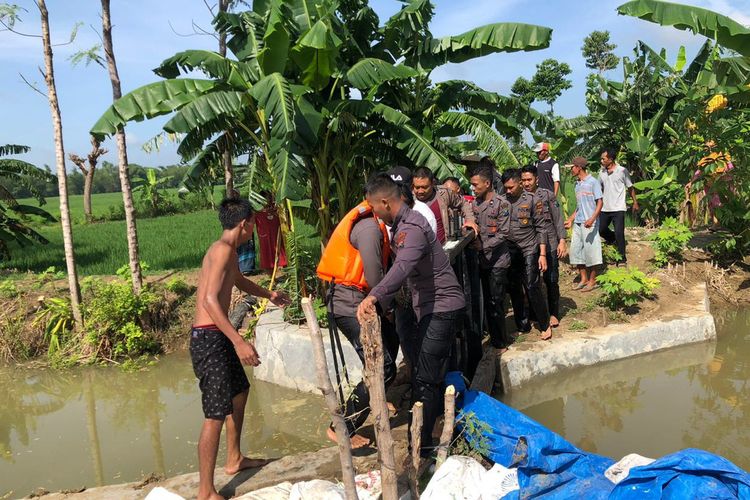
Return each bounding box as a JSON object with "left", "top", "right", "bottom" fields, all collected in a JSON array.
[
  {"left": 469, "top": 165, "right": 514, "bottom": 353},
  {"left": 502, "top": 168, "right": 552, "bottom": 341},
  {"left": 521, "top": 164, "right": 567, "bottom": 328},
  {"left": 357, "top": 173, "right": 465, "bottom": 458}
]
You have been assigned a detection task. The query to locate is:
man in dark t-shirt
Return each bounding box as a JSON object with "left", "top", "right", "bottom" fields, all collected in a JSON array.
[{"left": 533, "top": 142, "right": 560, "bottom": 196}]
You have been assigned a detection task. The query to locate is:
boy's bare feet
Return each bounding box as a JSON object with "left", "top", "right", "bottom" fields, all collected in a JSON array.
[
  {"left": 224, "top": 456, "right": 273, "bottom": 475},
  {"left": 326, "top": 427, "right": 371, "bottom": 448},
  {"left": 540, "top": 327, "right": 552, "bottom": 341},
  {"left": 550, "top": 315, "right": 559, "bottom": 328},
  {"left": 197, "top": 492, "right": 225, "bottom": 500}
]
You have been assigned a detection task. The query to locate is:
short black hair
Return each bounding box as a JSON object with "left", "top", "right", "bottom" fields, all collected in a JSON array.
[
  {"left": 470, "top": 165, "right": 494, "bottom": 183},
  {"left": 443, "top": 176, "right": 460, "bottom": 185},
  {"left": 400, "top": 183, "right": 415, "bottom": 207},
  {"left": 413, "top": 166, "right": 435, "bottom": 182},
  {"left": 365, "top": 172, "right": 400, "bottom": 199},
  {"left": 601, "top": 147, "right": 618, "bottom": 161},
  {"left": 520, "top": 164, "right": 538, "bottom": 177},
  {"left": 219, "top": 197, "right": 254, "bottom": 230},
  {"left": 501, "top": 168, "right": 521, "bottom": 184}
]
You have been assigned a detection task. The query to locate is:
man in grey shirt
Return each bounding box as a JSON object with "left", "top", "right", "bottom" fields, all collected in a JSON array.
[
  {"left": 323, "top": 207, "right": 398, "bottom": 449},
  {"left": 598, "top": 147, "right": 639, "bottom": 264},
  {"left": 358, "top": 173, "right": 465, "bottom": 458}
]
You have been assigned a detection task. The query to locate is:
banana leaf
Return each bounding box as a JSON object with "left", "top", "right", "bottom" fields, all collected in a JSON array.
[{"left": 618, "top": 0, "right": 750, "bottom": 57}]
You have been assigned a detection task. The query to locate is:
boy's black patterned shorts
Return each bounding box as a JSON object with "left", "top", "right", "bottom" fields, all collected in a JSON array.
[{"left": 189, "top": 326, "right": 250, "bottom": 420}]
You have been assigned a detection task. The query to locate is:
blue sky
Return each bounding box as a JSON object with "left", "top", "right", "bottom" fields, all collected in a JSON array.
[{"left": 1, "top": 0, "right": 749, "bottom": 170}]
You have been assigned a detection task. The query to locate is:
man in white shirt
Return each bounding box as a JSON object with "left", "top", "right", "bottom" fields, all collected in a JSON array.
[
  {"left": 387, "top": 166, "right": 437, "bottom": 234},
  {"left": 598, "top": 147, "right": 639, "bottom": 264},
  {"left": 533, "top": 142, "right": 560, "bottom": 196}
]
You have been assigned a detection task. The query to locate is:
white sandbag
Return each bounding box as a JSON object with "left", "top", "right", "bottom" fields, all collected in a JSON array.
[
  {"left": 422, "top": 455, "right": 486, "bottom": 500},
  {"left": 144, "top": 487, "right": 185, "bottom": 500},
  {"left": 235, "top": 481, "right": 293, "bottom": 499},
  {"left": 480, "top": 463, "right": 520, "bottom": 500},
  {"left": 289, "top": 479, "right": 346, "bottom": 500},
  {"left": 605, "top": 453, "right": 655, "bottom": 484},
  {"left": 355, "top": 470, "right": 382, "bottom": 500}
]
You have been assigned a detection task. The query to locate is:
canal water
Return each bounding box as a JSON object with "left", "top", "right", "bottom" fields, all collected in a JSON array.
[
  {"left": 500, "top": 307, "right": 750, "bottom": 471},
  {"left": 2, "top": 309, "right": 748, "bottom": 497},
  {"left": 0, "top": 352, "right": 329, "bottom": 498}
]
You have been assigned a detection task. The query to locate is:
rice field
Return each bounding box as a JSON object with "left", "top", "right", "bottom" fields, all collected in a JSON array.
[{"left": 3, "top": 209, "right": 221, "bottom": 276}]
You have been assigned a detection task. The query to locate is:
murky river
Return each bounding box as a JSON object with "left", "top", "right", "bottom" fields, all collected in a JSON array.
[
  {"left": 501, "top": 307, "right": 750, "bottom": 471},
  {"left": 0, "top": 352, "right": 329, "bottom": 498}
]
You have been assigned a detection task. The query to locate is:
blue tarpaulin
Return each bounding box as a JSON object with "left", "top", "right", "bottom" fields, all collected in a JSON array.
[{"left": 445, "top": 371, "right": 750, "bottom": 499}]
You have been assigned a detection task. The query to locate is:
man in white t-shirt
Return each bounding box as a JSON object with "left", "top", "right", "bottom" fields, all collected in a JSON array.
[
  {"left": 533, "top": 142, "right": 560, "bottom": 196},
  {"left": 598, "top": 147, "right": 639, "bottom": 264},
  {"left": 386, "top": 166, "right": 437, "bottom": 234}
]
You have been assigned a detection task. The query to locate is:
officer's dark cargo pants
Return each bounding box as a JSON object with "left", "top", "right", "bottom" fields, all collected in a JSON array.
[
  {"left": 480, "top": 266, "right": 513, "bottom": 348},
  {"left": 410, "top": 309, "right": 463, "bottom": 457},
  {"left": 332, "top": 315, "right": 399, "bottom": 436},
  {"left": 542, "top": 250, "right": 560, "bottom": 319},
  {"left": 508, "top": 243, "right": 550, "bottom": 332}
]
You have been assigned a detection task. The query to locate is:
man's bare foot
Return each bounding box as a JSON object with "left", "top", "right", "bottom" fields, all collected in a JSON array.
[
  {"left": 326, "top": 427, "right": 371, "bottom": 448},
  {"left": 224, "top": 456, "right": 273, "bottom": 475},
  {"left": 498, "top": 347, "right": 509, "bottom": 354},
  {"left": 387, "top": 402, "right": 397, "bottom": 415},
  {"left": 541, "top": 327, "right": 552, "bottom": 341},
  {"left": 197, "top": 491, "right": 225, "bottom": 500},
  {"left": 550, "top": 315, "right": 559, "bottom": 328}
]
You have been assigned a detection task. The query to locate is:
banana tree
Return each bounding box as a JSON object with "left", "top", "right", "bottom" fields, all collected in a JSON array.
[{"left": 0, "top": 145, "right": 56, "bottom": 258}]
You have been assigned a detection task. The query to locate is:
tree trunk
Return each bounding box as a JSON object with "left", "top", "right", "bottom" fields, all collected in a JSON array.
[
  {"left": 219, "top": 0, "right": 234, "bottom": 196},
  {"left": 38, "top": 0, "right": 83, "bottom": 325},
  {"left": 101, "top": 0, "right": 142, "bottom": 294},
  {"left": 83, "top": 169, "right": 94, "bottom": 221},
  {"left": 300, "top": 298, "right": 358, "bottom": 500},
  {"left": 410, "top": 402, "right": 424, "bottom": 500},
  {"left": 436, "top": 385, "right": 456, "bottom": 468},
  {"left": 360, "top": 315, "right": 398, "bottom": 500}
]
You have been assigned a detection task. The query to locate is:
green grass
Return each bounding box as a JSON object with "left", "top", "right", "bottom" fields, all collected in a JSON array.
[
  {"left": 2, "top": 210, "right": 222, "bottom": 275},
  {"left": 19, "top": 192, "right": 130, "bottom": 224},
  {"left": 18, "top": 189, "right": 225, "bottom": 225}
]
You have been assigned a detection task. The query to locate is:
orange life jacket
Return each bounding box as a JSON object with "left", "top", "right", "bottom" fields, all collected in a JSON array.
[{"left": 317, "top": 202, "right": 390, "bottom": 291}]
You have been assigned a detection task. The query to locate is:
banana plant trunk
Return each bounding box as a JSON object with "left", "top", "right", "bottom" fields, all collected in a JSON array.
[
  {"left": 101, "top": 0, "right": 143, "bottom": 294},
  {"left": 38, "top": 0, "right": 83, "bottom": 325},
  {"left": 83, "top": 168, "right": 94, "bottom": 222},
  {"left": 219, "top": 0, "right": 234, "bottom": 197}
]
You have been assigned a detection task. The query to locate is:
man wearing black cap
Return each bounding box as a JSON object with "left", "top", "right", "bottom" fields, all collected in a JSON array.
[{"left": 387, "top": 166, "right": 437, "bottom": 235}]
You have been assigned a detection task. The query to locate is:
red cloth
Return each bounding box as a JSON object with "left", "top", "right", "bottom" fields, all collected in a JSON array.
[
  {"left": 428, "top": 197, "right": 446, "bottom": 243},
  {"left": 255, "top": 208, "right": 287, "bottom": 270}
]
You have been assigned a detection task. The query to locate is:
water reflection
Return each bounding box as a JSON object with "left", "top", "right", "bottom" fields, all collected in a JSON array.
[
  {"left": 502, "top": 308, "right": 750, "bottom": 470},
  {"left": 0, "top": 352, "right": 329, "bottom": 497}
]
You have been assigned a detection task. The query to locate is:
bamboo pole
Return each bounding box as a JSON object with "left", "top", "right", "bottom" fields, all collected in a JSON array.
[
  {"left": 435, "top": 385, "right": 456, "bottom": 468},
  {"left": 360, "top": 314, "right": 398, "bottom": 500},
  {"left": 410, "top": 402, "right": 424, "bottom": 499},
  {"left": 301, "top": 298, "right": 358, "bottom": 500}
]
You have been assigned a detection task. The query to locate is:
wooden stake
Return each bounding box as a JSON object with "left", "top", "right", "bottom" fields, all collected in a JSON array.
[
  {"left": 360, "top": 314, "right": 398, "bottom": 500},
  {"left": 301, "top": 298, "right": 358, "bottom": 500},
  {"left": 436, "top": 385, "right": 456, "bottom": 468},
  {"left": 410, "top": 402, "right": 424, "bottom": 500}
]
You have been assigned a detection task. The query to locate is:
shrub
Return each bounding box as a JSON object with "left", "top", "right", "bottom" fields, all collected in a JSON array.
[
  {"left": 602, "top": 244, "right": 623, "bottom": 264},
  {"left": 165, "top": 277, "right": 192, "bottom": 296},
  {"left": 596, "top": 267, "right": 659, "bottom": 310},
  {"left": 649, "top": 217, "right": 692, "bottom": 267},
  {"left": 82, "top": 277, "right": 159, "bottom": 358},
  {"left": 116, "top": 261, "right": 150, "bottom": 280},
  {"left": 569, "top": 319, "right": 589, "bottom": 331},
  {"left": 32, "top": 297, "right": 74, "bottom": 356},
  {"left": 0, "top": 279, "right": 18, "bottom": 299}
]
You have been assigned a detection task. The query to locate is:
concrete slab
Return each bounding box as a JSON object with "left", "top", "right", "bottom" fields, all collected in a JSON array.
[
  {"left": 500, "top": 283, "right": 716, "bottom": 393},
  {"left": 252, "top": 307, "right": 363, "bottom": 394}
]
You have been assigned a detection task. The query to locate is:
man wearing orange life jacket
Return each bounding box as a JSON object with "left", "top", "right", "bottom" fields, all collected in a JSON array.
[{"left": 317, "top": 201, "right": 399, "bottom": 449}]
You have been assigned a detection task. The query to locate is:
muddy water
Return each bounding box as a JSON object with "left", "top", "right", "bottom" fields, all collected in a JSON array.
[
  {"left": 501, "top": 308, "right": 750, "bottom": 471},
  {"left": 0, "top": 352, "right": 329, "bottom": 497}
]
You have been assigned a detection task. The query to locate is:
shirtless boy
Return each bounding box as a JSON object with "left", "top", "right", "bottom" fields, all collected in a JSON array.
[{"left": 191, "top": 198, "right": 290, "bottom": 500}]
